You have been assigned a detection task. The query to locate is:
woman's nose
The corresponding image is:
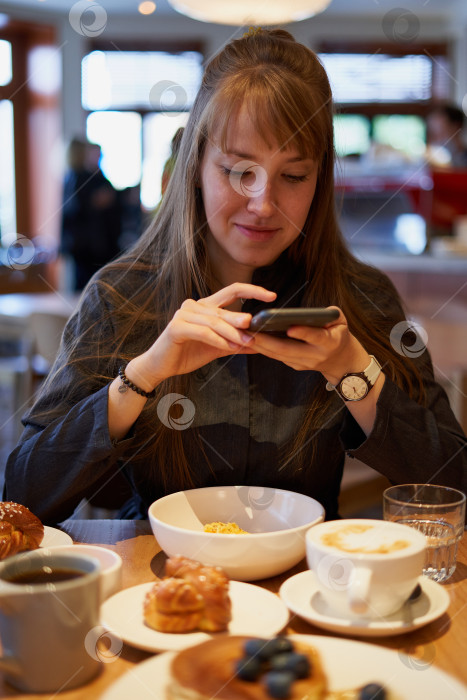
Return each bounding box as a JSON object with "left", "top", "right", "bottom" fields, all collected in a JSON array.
[{"left": 245, "top": 181, "right": 276, "bottom": 217}]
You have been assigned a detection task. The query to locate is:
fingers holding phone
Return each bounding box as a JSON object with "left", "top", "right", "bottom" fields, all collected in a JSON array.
[
  {"left": 245, "top": 306, "right": 363, "bottom": 373},
  {"left": 248, "top": 307, "right": 340, "bottom": 337}
]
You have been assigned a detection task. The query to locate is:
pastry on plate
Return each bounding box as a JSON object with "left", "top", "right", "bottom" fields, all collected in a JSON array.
[
  {"left": 144, "top": 577, "right": 205, "bottom": 633},
  {"left": 144, "top": 556, "right": 232, "bottom": 633},
  {"left": 0, "top": 501, "right": 44, "bottom": 560}
]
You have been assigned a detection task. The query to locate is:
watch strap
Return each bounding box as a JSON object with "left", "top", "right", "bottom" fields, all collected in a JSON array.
[
  {"left": 363, "top": 355, "right": 382, "bottom": 386},
  {"left": 325, "top": 355, "right": 382, "bottom": 399}
]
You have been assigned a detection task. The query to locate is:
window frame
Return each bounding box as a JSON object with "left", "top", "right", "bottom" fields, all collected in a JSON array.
[{"left": 0, "top": 19, "right": 60, "bottom": 245}]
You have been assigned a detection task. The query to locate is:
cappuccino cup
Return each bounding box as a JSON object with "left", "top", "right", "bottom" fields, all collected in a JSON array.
[{"left": 306, "top": 519, "right": 426, "bottom": 619}]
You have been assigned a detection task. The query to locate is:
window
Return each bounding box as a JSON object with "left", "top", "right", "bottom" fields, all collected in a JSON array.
[
  {"left": 333, "top": 114, "right": 371, "bottom": 157},
  {"left": 86, "top": 111, "right": 143, "bottom": 190},
  {"left": 141, "top": 112, "right": 189, "bottom": 209},
  {"left": 0, "top": 98, "right": 16, "bottom": 245},
  {"left": 82, "top": 50, "right": 203, "bottom": 111},
  {"left": 372, "top": 115, "right": 426, "bottom": 158},
  {"left": 0, "top": 39, "right": 12, "bottom": 86},
  {"left": 81, "top": 47, "right": 203, "bottom": 209},
  {"left": 318, "top": 42, "right": 450, "bottom": 110},
  {"left": 0, "top": 40, "right": 15, "bottom": 245},
  {"left": 319, "top": 53, "right": 435, "bottom": 104},
  {"left": 333, "top": 113, "right": 426, "bottom": 160},
  {"left": 28, "top": 45, "right": 61, "bottom": 96}
]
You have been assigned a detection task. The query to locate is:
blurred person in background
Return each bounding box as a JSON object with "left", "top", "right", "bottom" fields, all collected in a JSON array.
[
  {"left": 423, "top": 104, "right": 467, "bottom": 236},
  {"left": 426, "top": 103, "right": 467, "bottom": 168},
  {"left": 60, "top": 138, "right": 122, "bottom": 291}
]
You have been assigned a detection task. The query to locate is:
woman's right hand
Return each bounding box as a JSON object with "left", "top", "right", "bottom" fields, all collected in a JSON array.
[{"left": 126, "top": 283, "right": 277, "bottom": 391}]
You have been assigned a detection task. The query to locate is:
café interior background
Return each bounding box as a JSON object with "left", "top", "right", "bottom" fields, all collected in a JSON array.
[{"left": 0, "top": 0, "right": 467, "bottom": 512}]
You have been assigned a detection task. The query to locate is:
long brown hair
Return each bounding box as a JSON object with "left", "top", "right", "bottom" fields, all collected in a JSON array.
[{"left": 41, "top": 29, "right": 426, "bottom": 489}]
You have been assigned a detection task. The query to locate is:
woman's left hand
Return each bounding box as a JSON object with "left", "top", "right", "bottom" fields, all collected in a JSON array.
[
  {"left": 244, "top": 306, "right": 371, "bottom": 385},
  {"left": 247, "top": 306, "right": 385, "bottom": 435}
]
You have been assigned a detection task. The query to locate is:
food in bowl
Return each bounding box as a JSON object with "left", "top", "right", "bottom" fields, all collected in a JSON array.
[
  {"left": 143, "top": 555, "right": 231, "bottom": 633},
  {"left": 203, "top": 522, "right": 249, "bottom": 534},
  {"left": 148, "top": 486, "right": 325, "bottom": 581},
  {"left": 0, "top": 502, "right": 44, "bottom": 559}
]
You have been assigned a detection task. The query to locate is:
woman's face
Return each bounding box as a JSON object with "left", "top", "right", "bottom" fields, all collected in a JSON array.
[{"left": 199, "top": 106, "right": 318, "bottom": 286}]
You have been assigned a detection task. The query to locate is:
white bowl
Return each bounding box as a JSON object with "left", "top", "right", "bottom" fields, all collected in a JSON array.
[
  {"left": 148, "top": 486, "right": 324, "bottom": 581},
  {"left": 48, "top": 545, "right": 122, "bottom": 600}
]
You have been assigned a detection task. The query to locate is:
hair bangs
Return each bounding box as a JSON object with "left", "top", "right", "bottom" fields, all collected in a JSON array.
[{"left": 203, "top": 69, "right": 329, "bottom": 162}]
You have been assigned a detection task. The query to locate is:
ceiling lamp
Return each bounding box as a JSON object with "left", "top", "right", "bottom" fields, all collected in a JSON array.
[{"left": 166, "top": 0, "right": 332, "bottom": 26}]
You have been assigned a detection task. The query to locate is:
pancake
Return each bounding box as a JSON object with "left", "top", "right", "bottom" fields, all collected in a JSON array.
[{"left": 166, "top": 635, "right": 328, "bottom": 700}]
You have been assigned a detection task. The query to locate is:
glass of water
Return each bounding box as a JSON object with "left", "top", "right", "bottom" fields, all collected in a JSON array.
[{"left": 383, "top": 484, "right": 466, "bottom": 583}]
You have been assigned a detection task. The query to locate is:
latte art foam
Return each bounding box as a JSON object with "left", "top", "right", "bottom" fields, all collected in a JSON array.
[{"left": 321, "top": 523, "right": 411, "bottom": 554}]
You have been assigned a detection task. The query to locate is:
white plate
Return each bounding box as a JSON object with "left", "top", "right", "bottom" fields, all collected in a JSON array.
[
  {"left": 100, "top": 580, "right": 289, "bottom": 653},
  {"left": 41, "top": 525, "right": 73, "bottom": 547},
  {"left": 100, "top": 633, "right": 467, "bottom": 700},
  {"left": 279, "top": 570, "right": 450, "bottom": 637}
]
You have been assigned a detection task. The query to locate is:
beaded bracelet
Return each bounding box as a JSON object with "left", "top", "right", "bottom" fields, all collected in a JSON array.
[{"left": 118, "top": 365, "right": 156, "bottom": 399}]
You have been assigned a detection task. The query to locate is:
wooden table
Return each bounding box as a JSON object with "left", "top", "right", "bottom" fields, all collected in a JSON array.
[{"left": 1, "top": 520, "right": 466, "bottom": 698}]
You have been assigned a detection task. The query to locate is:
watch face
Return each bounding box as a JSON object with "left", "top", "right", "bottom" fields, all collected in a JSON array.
[{"left": 340, "top": 375, "right": 369, "bottom": 401}]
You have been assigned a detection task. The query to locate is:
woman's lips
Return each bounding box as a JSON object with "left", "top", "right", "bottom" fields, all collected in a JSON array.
[{"left": 235, "top": 223, "right": 279, "bottom": 241}]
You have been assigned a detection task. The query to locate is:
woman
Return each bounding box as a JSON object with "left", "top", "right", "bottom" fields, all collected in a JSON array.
[{"left": 5, "top": 29, "right": 466, "bottom": 524}]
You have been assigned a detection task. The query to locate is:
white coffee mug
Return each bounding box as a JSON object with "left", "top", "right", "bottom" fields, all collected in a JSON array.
[
  {"left": 0, "top": 550, "right": 102, "bottom": 692},
  {"left": 50, "top": 545, "right": 123, "bottom": 601},
  {"left": 306, "top": 519, "right": 426, "bottom": 619}
]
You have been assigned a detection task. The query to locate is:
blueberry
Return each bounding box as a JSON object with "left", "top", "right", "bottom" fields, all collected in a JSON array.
[
  {"left": 270, "top": 652, "right": 310, "bottom": 679},
  {"left": 235, "top": 656, "right": 262, "bottom": 681},
  {"left": 270, "top": 636, "right": 294, "bottom": 655},
  {"left": 269, "top": 653, "right": 292, "bottom": 672},
  {"left": 244, "top": 639, "right": 265, "bottom": 657},
  {"left": 263, "top": 670, "right": 295, "bottom": 699},
  {"left": 359, "top": 683, "right": 387, "bottom": 700},
  {"left": 244, "top": 638, "right": 278, "bottom": 660}
]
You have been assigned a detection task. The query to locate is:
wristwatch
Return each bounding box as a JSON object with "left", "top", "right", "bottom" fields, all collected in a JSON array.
[{"left": 326, "top": 355, "right": 382, "bottom": 402}]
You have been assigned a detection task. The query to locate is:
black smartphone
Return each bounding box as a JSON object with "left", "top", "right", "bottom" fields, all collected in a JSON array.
[{"left": 249, "top": 307, "right": 339, "bottom": 335}]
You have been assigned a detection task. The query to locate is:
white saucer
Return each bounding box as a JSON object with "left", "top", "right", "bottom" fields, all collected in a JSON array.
[
  {"left": 279, "top": 570, "right": 450, "bottom": 637},
  {"left": 101, "top": 580, "right": 290, "bottom": 652}
]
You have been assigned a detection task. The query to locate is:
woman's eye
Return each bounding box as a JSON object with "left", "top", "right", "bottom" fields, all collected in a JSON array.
[
  {"left": 221, "top": 166, "right": 254, "bottom": 179},
  {"left": 220, "top": 167, "right": 308, "bottom": 184},
  {"left": 284, "top": 174, "right": 308, "bottom": 183}
]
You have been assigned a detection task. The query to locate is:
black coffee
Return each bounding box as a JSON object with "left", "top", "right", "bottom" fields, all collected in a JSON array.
[{"left": 4, "top": 567, "right": 85, "bottom": 584}]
